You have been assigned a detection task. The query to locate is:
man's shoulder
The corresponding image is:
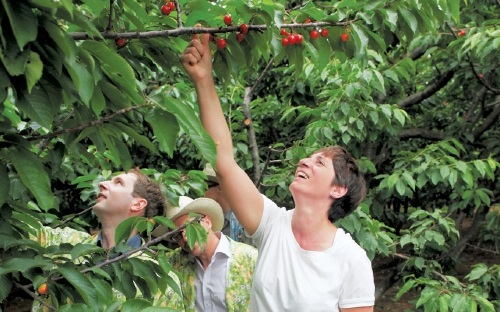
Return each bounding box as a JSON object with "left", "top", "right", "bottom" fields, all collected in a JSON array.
[{"left": 37, "top": 225, "right": 96, "bottom": 246}]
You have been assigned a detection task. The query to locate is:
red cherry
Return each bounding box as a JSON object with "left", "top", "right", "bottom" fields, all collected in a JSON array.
[
  {"left": 239, "top": 23, "right": 249, "bottom": 35},
  {"left": 280, "top": 29, "right": 289, "bottom": 36},
  {"left": 115, "top": 38, "right": 127, "bottom": 48},
  {"left": 304, "top": 18, "right": 312, "bottom": 24},
  {"left": 341, "top": 33, "right": 349, "bottom": 42},
  {"left": 161, "top": 5, "right": 171, "bottom": 15},
  {"left": 37, "top": 283, "right": 48, "bottom": 295},
  {"left": 223, "top": 14, "right": 232, "bottom": 26},
  {"left": 321, "top": 29, "right": 329, "bottom": 37},
  {"left": 236, "top": 32, "right": 245, "bottom": 42},
  {"left": 288, "top": 34, "right": 297, "bottom": 45},
  {"left": 217, "top": 38, "right": 227, "bottom": 49},
  {"left": 478, "top": 73, "right": 484, "bottom": 79},
  {"left": 295, "top": 34, "right": 303, "bottom": 44},
  {"left": 457, "top": 29, "right": 466, "bottom": 37},
  {"left": 281, "top": 37, "right": 290, "bottom": 46},
  {"left": 166, "top": 1, "right": 175, "bottom": 10},
  {"left": 310, "top": 29, "right": 319, "bottom": 39}
]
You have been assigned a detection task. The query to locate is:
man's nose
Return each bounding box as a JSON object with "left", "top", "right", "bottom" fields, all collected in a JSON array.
[{"left": 98, "top": 181, "right": 109, "bottom": 190}]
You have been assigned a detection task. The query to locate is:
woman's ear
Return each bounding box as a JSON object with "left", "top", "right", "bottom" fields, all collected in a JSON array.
[{"left": 330, "top": 184, "right": 347, "bottom": 199}]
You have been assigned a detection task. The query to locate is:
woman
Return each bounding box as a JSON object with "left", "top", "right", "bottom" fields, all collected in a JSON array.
[{"left": 180, "top": 33, "right": 375, "bottom": 312}]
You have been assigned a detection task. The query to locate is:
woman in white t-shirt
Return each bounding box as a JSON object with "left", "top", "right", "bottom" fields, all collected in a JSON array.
[{"left": 180, "top": 33, "right": 375, "bottom": 312}]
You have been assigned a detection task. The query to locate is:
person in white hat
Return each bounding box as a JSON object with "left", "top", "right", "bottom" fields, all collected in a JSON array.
[
  {"left": 203, "top": 163, "right": 253, "bottom": 245},
  {"left": 153, "top": 196, "right": 258, "bottom": 312}
]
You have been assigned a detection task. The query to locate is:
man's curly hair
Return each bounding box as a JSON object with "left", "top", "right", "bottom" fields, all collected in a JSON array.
[{"left": 127, "top": 168, "right": 166, "bottom": 218}]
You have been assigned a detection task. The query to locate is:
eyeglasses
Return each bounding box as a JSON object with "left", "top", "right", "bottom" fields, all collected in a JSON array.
[{"left": 167, "top": 215, "right": 204, "bottom": 243}]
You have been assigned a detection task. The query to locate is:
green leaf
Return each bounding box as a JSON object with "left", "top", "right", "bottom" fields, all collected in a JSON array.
[
  {"left": 0, "top": 165, "right": 9, "bottom": 206},
  {"left": 43, "top": 19, "right": 77, "bottom": 61},
  {"left": 25, "top": 52, "right": 43, "bottom": 93},
  {"left": 466, "top": 264, "right": 488, "bottom": 281},
  {"left": 89, "top": 277, "right": 115, "bottom": 305},
  {"left": 57, "top": 267, "right": 98, "bottom": 306},
  {"left": 16, "top": 87, "right": 54, "bottom": 128},
  {"left": 395, "top": 279, "right": 415, "bottom": 300},
  {"left": 0, "top": 257, "right": 50, "bottom": 274},
  {"left": 154, "top": 96, "right": 216, "bottom": 165},
  {"left": 399, "top": 8, "right": 418, "bottom": 33},
  {"left": 1, "top": 0, "right": 38, "bottom": 49},
  {"left": 64, "top": 58, "right": 94, "bottom": 106},
  {"left": 81, "top": 41, "right": 142, "bottom": 103},
  {"left": 121, "top": 299, "right": 152, "bottom": 312},
  {"left": 8, "top": 147, "right": 54, "bottom": 210},
  {"left": 415, "top": 257, "right": 425, "bottom": 270},
  {"left": 146, "top": 108, "right": 179, "bottom": 157},
  {"left": 70, "top": 244, "right": 103, "bottom": 261},
  {"left": 0, "top": 274, "right": 12, "bottom": 302}
]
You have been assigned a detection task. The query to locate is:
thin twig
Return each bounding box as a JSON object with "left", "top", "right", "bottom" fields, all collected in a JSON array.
[
  {"left": 14, "top": 281, "right": 56, "bottom": 311},
  {"left": 26, "top": 104, "right": 152, "bottom": 141}
]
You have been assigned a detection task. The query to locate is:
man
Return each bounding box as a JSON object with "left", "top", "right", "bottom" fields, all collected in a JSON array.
[
  {"left": 203, "top": 163, "right": 253, "bottom": 245},
  {"left": 152, "top": 196, "right": 257, "bottom": 312},
  {"left": 33, "top": 168, "right": 166, "bottom": 250},
  {"left": 31, "top": 168, "right": 168, "bottom": 310}
]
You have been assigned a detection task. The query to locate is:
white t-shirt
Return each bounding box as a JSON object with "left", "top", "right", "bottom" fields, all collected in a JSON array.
[{"left": 249, "top": 195, "right": 375, "bottom": 312}]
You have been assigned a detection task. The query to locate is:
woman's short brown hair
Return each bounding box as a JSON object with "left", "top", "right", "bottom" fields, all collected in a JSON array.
[{"left": 315, "top": 146, "right": 367, "bottom": 222}]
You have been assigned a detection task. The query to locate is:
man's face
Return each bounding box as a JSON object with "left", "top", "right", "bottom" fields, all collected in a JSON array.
[
  {"left": 93, "top": 172, "right": 138, "bottom": 219},
  {"left": 173, "top": 214, "right": 207, "bottom": 257}
]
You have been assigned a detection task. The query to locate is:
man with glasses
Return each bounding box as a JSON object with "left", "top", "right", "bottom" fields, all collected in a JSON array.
[{"left": 152, "top": 196, "right": 257, "bottom": 312}]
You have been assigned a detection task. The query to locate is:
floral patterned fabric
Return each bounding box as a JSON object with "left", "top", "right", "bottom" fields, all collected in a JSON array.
[{"left": 157, "top": 237, "right": 258, "bottom": 312}]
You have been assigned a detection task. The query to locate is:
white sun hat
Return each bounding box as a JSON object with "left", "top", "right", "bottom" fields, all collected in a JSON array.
[{"left": 152, "top": 196, "right": 224, "bottom": 237}]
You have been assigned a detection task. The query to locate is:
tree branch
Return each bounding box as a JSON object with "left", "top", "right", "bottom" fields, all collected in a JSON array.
[
  {"left": 69, "top": 21, "right": 353, "bottom": 40},
  {"left": 14, "top": 281, "right": 56, "bottom": 311},
  {"left": 472, "top": 97, "right": 500, "bottom": 139},
  {"left": 242, "top": 87, "right": 261, "bottom": 184},
  {"left": 398, "top": 70, "right": 455, "bottom": 109},
  {"left": 26, "top": 104, "right": 152, "bottom": 141},
  {"left": 398, "top": 128, "right": 445, "bottom": 140}
]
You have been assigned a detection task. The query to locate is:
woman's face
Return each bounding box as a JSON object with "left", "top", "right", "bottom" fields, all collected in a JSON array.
[{"left": 290, "top": 153, "right": 336, "bottom": 200}]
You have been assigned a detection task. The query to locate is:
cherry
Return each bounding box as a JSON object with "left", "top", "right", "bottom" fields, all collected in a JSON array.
[
  {"left": 304, "top": 18, "right": 312, "bottom": 24},
  {"left": 280, "top": 29, "right": 289, "bottom": 36},
  {"left": 236, "top": 32, "right": 245, "bottom": 42},
  {"left": 282, "top": 37, "right": 290, "bottom": 47},
  {"left": 161, "top": 5, "right": 171, "bottom": 15},
  {"left": 320, "top": 29, "right": 329, "bottom": 37},
  {"left": 478, "top": 73, "right": 484, "bottom": 79},
  {"left": 38, "top": 283, "right": 48, "bottom": 295},
  {"left": 217, "top": 38, "right": 227, "bottom": 49},
  {"left": 166, "top": 1, "right": 175, "bottom": 11},
  {"left": 239, "top": 23, "right": 249, "bottom": 35},
  {"left": 310, "top": 29, "right": 319, "bottom": 39},
  {"left": 341, "top": 33, "right": 349, "bottom": 42},
  {"left": 295, "top": 34, "right": 303, "bottom": 44},
  {"left": 223, "top": 14, "right": 232, "bottom": 26},
  {"left": 115, "top": 38, "right": 127, "bottom": 48},
  {"left": 457, "top": 29, "right": 466, "bottom": 37},
  {"left": 288, "top": 34, "right": 297, "bottom": 45}
]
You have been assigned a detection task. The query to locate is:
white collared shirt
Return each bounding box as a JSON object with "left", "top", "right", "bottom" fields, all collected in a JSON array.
[{"left": 194, "top": 233, "right": 232, "bottom": 312}]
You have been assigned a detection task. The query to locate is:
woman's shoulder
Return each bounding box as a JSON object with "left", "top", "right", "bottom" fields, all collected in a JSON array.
[{"left": 334, "top": 228, "right": 368, "bottom": 256}]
